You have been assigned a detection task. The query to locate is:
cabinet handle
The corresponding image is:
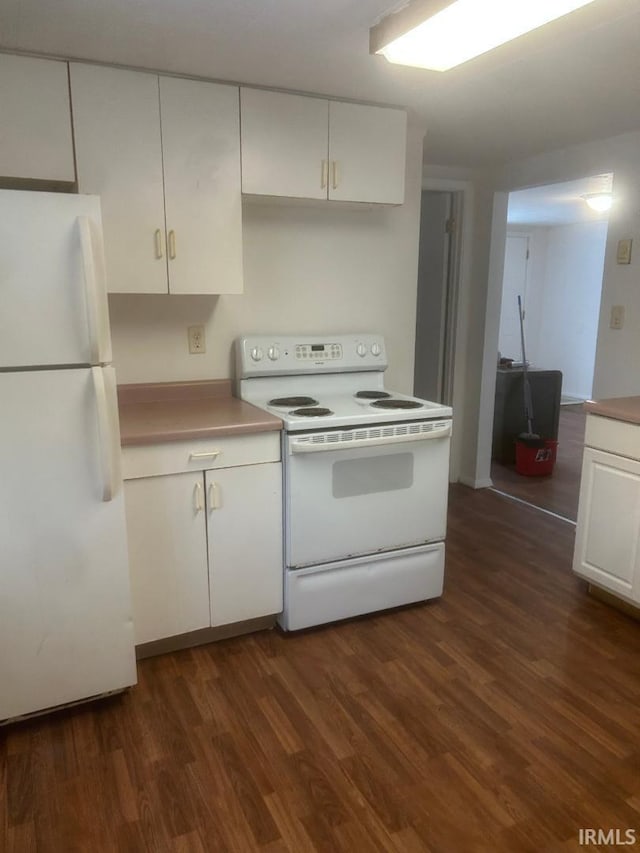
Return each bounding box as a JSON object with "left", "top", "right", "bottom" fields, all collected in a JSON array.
[
  {"left": 331, "top": 160, "right": 339, "bottom": 189},
  {"left": 208, "top": 482, "right": 222, "bottom": 511},
  {"left": 194, "top": 482, "right": 204, "bottom": 512},
  {"left": 168, "top": 230, "right": 176, "bottom": 260},
  {"left": 154, "top": 229, "right": 164, "bottom": 259},
  {"left": 189, "top": 450, "right": 220, "bottom": 461},
  {"left": 321, "top": 159, "right": 328, "bottom": 190}
]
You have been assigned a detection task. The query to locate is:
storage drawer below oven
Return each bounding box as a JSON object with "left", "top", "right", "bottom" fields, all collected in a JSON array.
[{"left": 278, "top": 542, "right": 444, "bottom": 631}]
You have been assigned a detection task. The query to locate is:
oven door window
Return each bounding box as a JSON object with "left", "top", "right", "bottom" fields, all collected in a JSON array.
[{"left": 332, "top": 452, "right": 413, "bottom": 498}]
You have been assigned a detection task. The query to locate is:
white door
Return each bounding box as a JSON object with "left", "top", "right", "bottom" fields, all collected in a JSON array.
[
  {"left": 0, "top": 190, "right": 109, "bottom": 368},
  {"left": 70, "top": 64, "right": 168, "bottom": 295},
  {"left": 124, "top": 472, "right": 211, "bottom": 644},
  {"left": 240, "top": 88, "right": 329, "bottom": 200},
  {"left": 573, "top": 447, "right": 640, "bottom": 603},
  {"left": 0, "top": 368, "right": 136, "bottom": 721},
  {"left": 160, "top": 77, "right": 243, "bottom": 295},
  {"left": 328, "top": 102, "right": 407, "bottom": 204},
  {"left": 499, "top": 234, "right": 530, "bottom": 361},
  {"left": 206, "top": 463, "right": 283, "bottom": 626},
  {"left": 0, "top": 54, "right": 75, "bottom": 183},
  {"left": 286, "top": 426, "right": 451, "bottom": 567}
]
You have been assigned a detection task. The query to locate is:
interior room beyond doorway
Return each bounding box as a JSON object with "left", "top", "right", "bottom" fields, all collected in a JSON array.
[{"left": 491, "top": 174, "right": 611, "bottom": 521}]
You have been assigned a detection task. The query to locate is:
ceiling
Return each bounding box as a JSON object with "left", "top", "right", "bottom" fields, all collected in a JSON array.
[
  {"left": 508, "top": 174, "right": 614, "bottom": 226},
  {"left": 2, "top": 0, "right": 640, "bottom": 167}
]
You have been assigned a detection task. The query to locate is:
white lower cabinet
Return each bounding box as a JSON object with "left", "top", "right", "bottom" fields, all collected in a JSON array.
[
  {"left": 124, "top": 472, "right": 211, "bottom": 644},
  {"left": 206, "top": 464, "right": 283, "bottom": 626},
  {"left": 123, "top": 435, "right": 283, "bottom": 646},
  {"left": 573, "top": 446, "right": 640, "bottom": 604}
]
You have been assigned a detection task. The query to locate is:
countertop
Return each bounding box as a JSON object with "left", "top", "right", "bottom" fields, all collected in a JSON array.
[
  {"left": 118, "top": 380, "right": 282, "bottom": 446},
  {"left": 584, "top": 396, "right": 640, "bottom": 426}
]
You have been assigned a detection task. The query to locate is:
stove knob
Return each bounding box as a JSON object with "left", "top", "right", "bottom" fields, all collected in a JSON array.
[
  {"left": 267, "top": 345, "right": 280, "bottom": 361},
  {"left": 356, "top": 343, "right": 367, "bottom": 357},
  {"left": 371, "top": 343, "right": 382, "bottom": 357},
  {"left": 250, "top": 346, "right": 264, "bottom": 362}
]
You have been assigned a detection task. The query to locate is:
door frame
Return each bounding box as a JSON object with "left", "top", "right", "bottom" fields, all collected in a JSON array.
[{"left": 420, "top": 176, "right": 472, "bottom": 483}]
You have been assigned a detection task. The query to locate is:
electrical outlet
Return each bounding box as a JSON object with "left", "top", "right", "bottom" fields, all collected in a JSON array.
[
  {"left": 188, "top": 325, "right": 206, "bottom": 354},
  {"left": 610, "top": 305, "right": 625, "bottom": 330}
]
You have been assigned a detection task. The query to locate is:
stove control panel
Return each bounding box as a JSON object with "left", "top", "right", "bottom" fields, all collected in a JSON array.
[
  {"left": 237, "top": 334, "right": 388, "bottom": 377},
  {"left": 296, "top": 343, "right": 342, "bottom": 361}
]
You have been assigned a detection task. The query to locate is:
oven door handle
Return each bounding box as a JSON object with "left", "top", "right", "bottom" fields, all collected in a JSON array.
[{"left": 289, "top": 422, "right": 451, "bottom": 454}]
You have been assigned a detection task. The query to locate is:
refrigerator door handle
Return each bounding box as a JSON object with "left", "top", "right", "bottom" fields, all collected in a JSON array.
[
  {"left": 92, "top": 367, "right": 122, "bottom": 502},
  {"left": 78, "top": 216, "right": 112, "bottom": 366}
]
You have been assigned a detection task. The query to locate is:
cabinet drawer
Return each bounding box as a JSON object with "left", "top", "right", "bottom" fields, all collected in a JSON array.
[{"left": 122, "top": 432, "right": 281, "bottom": 479}]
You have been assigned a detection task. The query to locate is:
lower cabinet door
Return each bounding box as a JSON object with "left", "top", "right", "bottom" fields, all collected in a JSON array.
[
  {"left": 124, "top": 472, "right": 211, "bottom": 644},
  {"left": 206, "top": 463, "right": 283, "bottom": 626},
  {"left": 573, "top": 447, "right": 640, "bottom": 603}
]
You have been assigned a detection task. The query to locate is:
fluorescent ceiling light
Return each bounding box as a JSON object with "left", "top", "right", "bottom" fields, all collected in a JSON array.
[
  {"left": 370, "top": 0, "right": 597, "bottom": 72},
  {"left": 582, "top": 192, "right": 612, "bottom": 213}
]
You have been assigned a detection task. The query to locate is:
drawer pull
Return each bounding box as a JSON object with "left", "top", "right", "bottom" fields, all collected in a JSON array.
[
  {"left": 168, "top": 229, "right": 176, "bottom": 260},
  {"left": 189, "top": 450, "right": 220, "bottom": 461},
  {"left": 208, "top": 482, "right": 222, "bottom": 510}
]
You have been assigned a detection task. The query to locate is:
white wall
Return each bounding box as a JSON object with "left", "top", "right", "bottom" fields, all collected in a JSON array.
[
  {"left": 497, "top": 129, "right": 640, "bottom": 400},
  {"left": 505, "top": 221, "right": 607, "bottom": 400},
  {"left": 529, "top": 221, "right": 607, "bottom": 399},
  {"left": 110, "top": 124, "right": 425, "bottom": 394}
]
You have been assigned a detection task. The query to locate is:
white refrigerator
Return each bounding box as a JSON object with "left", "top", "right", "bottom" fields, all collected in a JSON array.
[{"left": 0, "top": 189, "right": 137, "bottom": 722}]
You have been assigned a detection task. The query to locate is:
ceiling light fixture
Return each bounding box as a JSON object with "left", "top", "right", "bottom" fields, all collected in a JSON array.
[
  {"left": 582, "top": 192, "right": 613, "bottom": 213},
  {"left": 370, "top": 0, "right": 597, "bottom": 72}
]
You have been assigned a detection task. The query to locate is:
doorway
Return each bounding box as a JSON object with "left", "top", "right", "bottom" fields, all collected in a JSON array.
[
  {"left": 414, "top": 189, "right": 460, "bottom": 405},
  {"left": 490, "top": 174, "right": 611, "bottom": 521}
]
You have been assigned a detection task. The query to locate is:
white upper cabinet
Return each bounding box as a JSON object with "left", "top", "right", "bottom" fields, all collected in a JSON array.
[
  {"left": 70, "top": 64, "right": 167, "bottom": 295},
  {"left": 0, "top": 54, "right": 75, "bottom": 184},
  {"left": 328, "top": 101, "right": 407, "bottom": 205},
  {"left": 240, "top": 89, "right": 329, "bottom": 200},
  {"left": 159, "top": 77, "right": 243, "bottom": 295},
  {"left": 240, "top": 87, "right": 407, "bottom": 205},
  {"left": 70, "top": 63, "right": 243, "bottom": 295}
]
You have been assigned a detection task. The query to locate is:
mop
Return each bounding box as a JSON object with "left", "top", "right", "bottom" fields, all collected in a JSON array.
[{"left": 517, "top": 294, "right": 543, "bottom": 447}]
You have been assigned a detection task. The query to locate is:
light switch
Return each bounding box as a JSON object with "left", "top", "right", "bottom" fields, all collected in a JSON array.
[{"left": 610, "top": 305, "right": 625, "bottom": 330}]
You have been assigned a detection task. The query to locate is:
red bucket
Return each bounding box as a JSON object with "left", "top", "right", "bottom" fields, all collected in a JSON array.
[{"left": 515, "top": 438, "right": 558, "bottom": 477}]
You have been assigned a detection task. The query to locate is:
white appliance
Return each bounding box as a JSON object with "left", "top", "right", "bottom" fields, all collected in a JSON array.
[
  {"left": 237, "top": 334, "right": 452, "bottom": 631},
  {"left": 0, "top": 190, "right": 137, "bottom": 723}
]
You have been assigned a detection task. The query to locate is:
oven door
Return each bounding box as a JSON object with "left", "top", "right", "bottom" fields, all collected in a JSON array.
[{"left": 285, "top": 420, "right": 451, "bottom": 567}]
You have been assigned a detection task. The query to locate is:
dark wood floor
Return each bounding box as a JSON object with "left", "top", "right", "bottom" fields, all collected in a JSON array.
[
  {"left": 2, "top": 485, "right": 639, "bottom": 852},
  {"left": 491, "top": 405, "right": 587, "bottom": 521}
]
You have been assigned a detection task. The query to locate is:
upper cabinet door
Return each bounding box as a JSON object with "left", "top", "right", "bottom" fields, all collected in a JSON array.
[
  {"left": 70, "top": 64, "right": 168, "bottom": 295},
  {"left": 160, "top": 77, "right": 243, "bottom": 295},
  {"left": 0, "top": 55, "right": 75, "bottom": 184},
  {"left": 240, "top": 88, "right": 329, "bottom": 200},
  {"left": 328, "top": 102, "right": 407, "bottom": 204}
]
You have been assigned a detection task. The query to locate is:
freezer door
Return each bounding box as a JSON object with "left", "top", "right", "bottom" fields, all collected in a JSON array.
[
  {"left": 0, "top": 368, "right": 136, "bottom": 722},
  {"left": 0, "top": 190, "right": 111, "bottom": 369}
]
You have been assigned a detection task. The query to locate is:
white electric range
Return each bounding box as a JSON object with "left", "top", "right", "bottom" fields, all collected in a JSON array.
[{"left": 237, "top": 334, "right": 452, "bottom": 631}]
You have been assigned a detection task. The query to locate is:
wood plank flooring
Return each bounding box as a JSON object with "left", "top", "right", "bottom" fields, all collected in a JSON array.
[
  {"left": 491, "top": 405, "right": 587, "bottom": 520},
  {"left": 2, "top": 485, "right": 640, "bottom": 852}
]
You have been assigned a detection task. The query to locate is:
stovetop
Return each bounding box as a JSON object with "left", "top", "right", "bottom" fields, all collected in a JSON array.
[
  {"left": 245, "top": 387, "right": 451, "bottom": 432},
  {"left": 236, "top": 334, "right": 452, "bottom": 432}
]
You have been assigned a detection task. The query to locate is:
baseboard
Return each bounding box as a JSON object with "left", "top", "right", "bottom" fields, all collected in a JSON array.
[{"left": 458, "top": 475, "right": 493, "bottom": 489}]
